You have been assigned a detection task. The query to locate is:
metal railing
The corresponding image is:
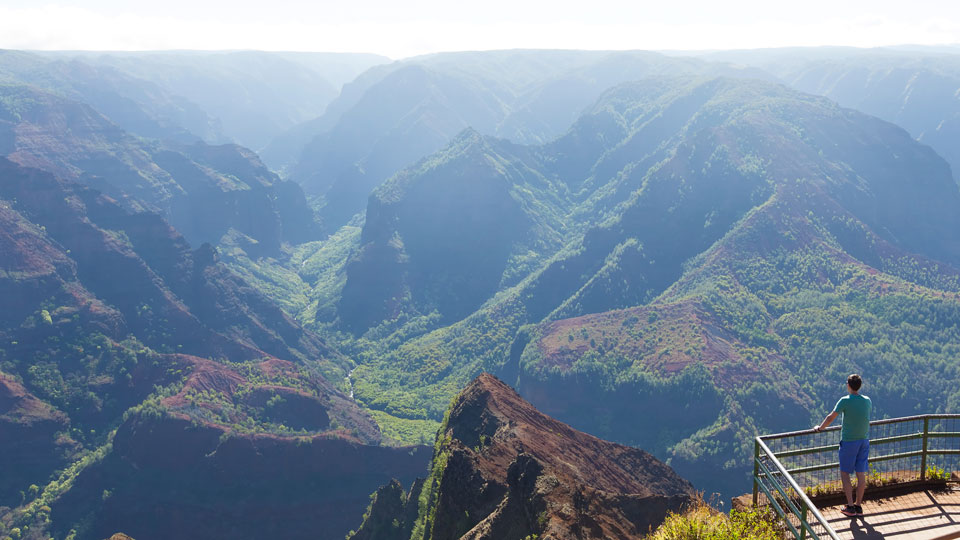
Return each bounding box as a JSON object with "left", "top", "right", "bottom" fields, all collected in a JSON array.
[{"left": 752, "top": 414, "right": 960, "bottom": 540}]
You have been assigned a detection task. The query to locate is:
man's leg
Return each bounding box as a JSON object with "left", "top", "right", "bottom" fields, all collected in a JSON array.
[
  {"left": 839, "top": 440, "right": 856, "bottom": 507},
  {"left": 855, "top": 472, "right": 866, "bottom": 505},
  {"left": 841, "top": 472, "right": 854, "bottom": 506},
  {"left": 855, "top": 439, "right": 870, "bottom": 509}
]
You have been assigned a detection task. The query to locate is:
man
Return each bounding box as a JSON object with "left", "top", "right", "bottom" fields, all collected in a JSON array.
[{"left": 813, "top": 374, "right": 872, "bottom": 517}]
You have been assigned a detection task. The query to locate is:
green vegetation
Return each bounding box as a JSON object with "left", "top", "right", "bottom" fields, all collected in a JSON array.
[
  {"left": 926, "top": 464, "right": 950, "bottom": 481},
  {"left": 2, "top": 322, "right": 160, "bottom": 448},
  {"left": 0, "top": 378, "right": 181, "bottom": 538},
  {"left": 517, "top": 201, "right": 960, "bottom": 496},
  {"left": 459, "top": 89, "right": 956, "bottom": 498},
  {"left": 409, "top": 398, "right": 457, "bottom": 540},
  {"left": 3, "top": 439, "right": 115, "bottom": 537},
  {"left": 221, "top": 246, "right": 312, "bottom": 318},
  {"left": 803, "top": 463, "right": 908, "bottom": 498},
  {"left": 753, "top": 50, "right": 960, "bottom": 185},
  {"left": 647, "top": 500, "right": 779, "bottom": 540},
  {"left": 367, "top": 410, "right": 440, "bottom": 446}
]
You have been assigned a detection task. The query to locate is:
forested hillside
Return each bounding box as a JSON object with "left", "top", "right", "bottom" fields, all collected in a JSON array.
[{"left": 266, "top": 75, "right": 960, "bottom": 498}]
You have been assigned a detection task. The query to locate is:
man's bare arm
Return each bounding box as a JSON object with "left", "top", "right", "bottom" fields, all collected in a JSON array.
[{"left": 813, "top": 411, "right": 838, "bottom": 432}]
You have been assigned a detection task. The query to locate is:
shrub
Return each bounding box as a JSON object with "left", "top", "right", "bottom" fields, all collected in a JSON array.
[
  {"left": 926, "top": 464, "right": 949, "bottom": 481},
  {"left": 647, "top": 499, "right": 779, "bottom": 540}
]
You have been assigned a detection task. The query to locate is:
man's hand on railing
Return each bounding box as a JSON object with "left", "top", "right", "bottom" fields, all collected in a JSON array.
[{"left": 814, "top": 411, "right": 838, "bottom": 433}]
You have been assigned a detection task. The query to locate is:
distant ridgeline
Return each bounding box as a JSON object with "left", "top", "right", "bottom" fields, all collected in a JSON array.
[
  {"left": 0, "top": 84, "right": 319, "bottom": 254},
  {"left": 281, "top": 50, "right": 770, "bottom": 232},
  {"left": 3, "top": 47, "right": 960, "bottom": 539},
  {"left": 708, "top": 48, "right": 960, "bottom": 185}
]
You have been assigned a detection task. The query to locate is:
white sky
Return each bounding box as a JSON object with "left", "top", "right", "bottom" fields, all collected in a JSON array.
[{"left": 1, "top": 0, "right": 959, "bottom": 58}]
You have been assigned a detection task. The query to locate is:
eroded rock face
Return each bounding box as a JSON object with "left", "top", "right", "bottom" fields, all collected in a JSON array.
[{"left": 353, "top": 373, "right": 696, "bottom": 540}]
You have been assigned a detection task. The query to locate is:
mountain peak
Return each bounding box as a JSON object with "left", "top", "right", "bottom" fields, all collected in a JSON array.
[
  {"left": 351, "top": 373, "right": 696, "bottom": 539},
  {"left": 451, "top": 126, "right": 484, "bottom": 143},
  {"left": 446, "top": 373, "right": 695, "bottom": 499}
]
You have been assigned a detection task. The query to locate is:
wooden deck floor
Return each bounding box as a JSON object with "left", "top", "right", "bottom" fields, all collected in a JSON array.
[{"left": 818, "top": 486, "right": 960, "bottom": 539}]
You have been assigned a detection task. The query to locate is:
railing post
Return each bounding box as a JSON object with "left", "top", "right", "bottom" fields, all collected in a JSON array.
[
  {"left": 800, "top": 504, "right": 808, "bottom": 540},
  {"left": 756, "top": 437, "right": 840, "bottom": 540},
  {"left": 753, "top": 438, "right": 760, "bottom": 506},
  {"left": 920, "top": 416, "right": 929, "bottom": 480}
]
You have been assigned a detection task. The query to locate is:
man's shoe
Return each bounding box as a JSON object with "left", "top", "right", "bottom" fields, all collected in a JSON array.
[
  {"left": 840, "top": 505, "right": 858, "bottom": 517},
  {"left": 854, "top": 505, "right": 864, "bottom": 516}
]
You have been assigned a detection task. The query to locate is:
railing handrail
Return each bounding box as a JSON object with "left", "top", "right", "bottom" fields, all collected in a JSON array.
[
  {"left": 755, "top": 436, "right": 842, "bottom": 540},
  {"left": 760, "top": 413, "right": 960, "bottom": 441}
]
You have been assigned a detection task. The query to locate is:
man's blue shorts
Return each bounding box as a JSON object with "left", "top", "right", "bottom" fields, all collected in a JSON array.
[{"left": 838, "top": 439, "right": 870, "bottom": 474}]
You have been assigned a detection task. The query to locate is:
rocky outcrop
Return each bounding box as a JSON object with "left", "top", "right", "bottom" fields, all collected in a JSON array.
[
  {"left": 349, "top": 478, "right": 424, "bottom": 540},
  {"left": 353, "top": 374, "right": 696, "bottom": 540}
]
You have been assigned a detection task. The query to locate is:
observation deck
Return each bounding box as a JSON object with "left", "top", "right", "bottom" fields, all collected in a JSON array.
[{"left": 752, "top": 414, "right": 960, "bottom": 539}]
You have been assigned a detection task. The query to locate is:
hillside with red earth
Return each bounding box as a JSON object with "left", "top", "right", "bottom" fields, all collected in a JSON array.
[{"left": 350, "top": 373, "right": 696, "bottom": 540}]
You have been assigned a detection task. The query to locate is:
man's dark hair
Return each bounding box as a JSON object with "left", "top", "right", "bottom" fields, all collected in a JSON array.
[{"left": 847, "top": 374, "right": 862, "bottom": 391}]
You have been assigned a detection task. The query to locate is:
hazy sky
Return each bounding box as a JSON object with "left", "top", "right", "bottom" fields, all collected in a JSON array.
[{"left": 1, "top": 0, "right": 958, "bottom": 58}]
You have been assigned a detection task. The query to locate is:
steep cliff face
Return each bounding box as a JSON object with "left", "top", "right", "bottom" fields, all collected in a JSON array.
[
  {"left": 46, "top": 411, "right": 430, "bottom": 540},
  {"left": 0, "top": 49, "right": 224, "bottom": 144},
  {"left": 287, "top": 51, "right": 764, "bottom": 231},
  {"left": 746, "top": 51, "right": 960, "bottom": 183},
  {"left": 352, "top": 374, "right": 696, "bottom": 540},
  {"left": 338, "top": 130, "right": 566, "bottom": 332}
]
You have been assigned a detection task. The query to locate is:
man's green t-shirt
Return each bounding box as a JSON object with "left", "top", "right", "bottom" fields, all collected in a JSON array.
[{"left": 833, "top": 394, "right": 872, "bottom": 441}]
